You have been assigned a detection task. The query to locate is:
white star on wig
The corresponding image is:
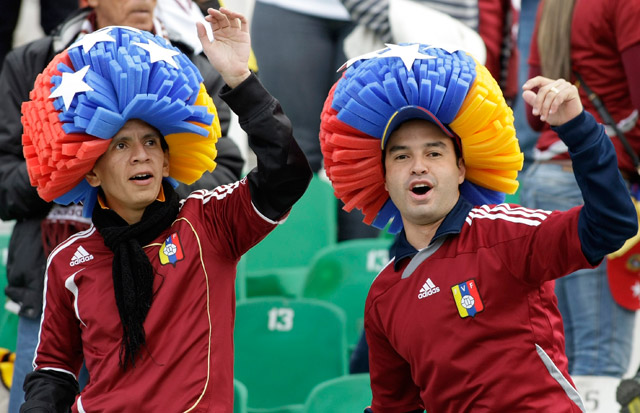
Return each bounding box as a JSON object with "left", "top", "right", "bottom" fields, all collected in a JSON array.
[
  {"left": 69, "top": 30, "right": 116, "bottom": 53},
  {"left": 133, "top": 40, "right": 180, "bottom": 69},
  {"left": 338, "top": 47, "right": 387, "bottom": 72},
  {"left": 632, "top": 281, "right": 640, "bottom": 300},
  {"left": 379, "top": 44, "right": 436, "bottom": 70},
  {"left": 338, "top": 43, "right": 435, "bottom": 72},
  {"left": 48, "top": 65, "right": 94, "bottom": 110},
  {"left": 95, "top": 25, "right": 142, "bottom": 34}
]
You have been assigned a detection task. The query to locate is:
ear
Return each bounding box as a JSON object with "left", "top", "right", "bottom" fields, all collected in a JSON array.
[
  {"left": 85, "top": 168, "right": 101, "bottom": 188},
  {"left": 87, "top": 0, "right": 99, "bottom": 8},
  {"left": 162, "top": 151, "right": 170, "bottom": 178},
  {"left": 457, "top": 158, "right": 466, "bottom": 185}
]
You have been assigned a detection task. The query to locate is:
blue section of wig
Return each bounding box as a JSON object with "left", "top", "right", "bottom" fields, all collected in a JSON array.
[
  {"left": 332, "top": 46, "right": 477, "bottom": 140},
  {"left": 48, "top": 27, "right": 212, "bottom": 215}
]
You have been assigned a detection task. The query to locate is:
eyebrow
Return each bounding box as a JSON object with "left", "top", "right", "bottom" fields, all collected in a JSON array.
[
  {"left": 387, "top": 141, "right": 448, "bottom": 154},
  {"left": 113, "top": 132, "right": 161, "bottom": 142}
]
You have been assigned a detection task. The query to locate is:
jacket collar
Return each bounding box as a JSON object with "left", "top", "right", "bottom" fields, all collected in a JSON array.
[{"left": 390, "top": 196, "right": 474, "bottom": 271}]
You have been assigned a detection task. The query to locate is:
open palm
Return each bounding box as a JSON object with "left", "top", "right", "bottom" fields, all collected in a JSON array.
[{"left": 197, "top": 8, "right": 251, "bottom": 88}]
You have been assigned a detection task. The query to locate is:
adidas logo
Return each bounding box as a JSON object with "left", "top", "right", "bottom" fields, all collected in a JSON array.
[
  {"left": 418, "top": 278, "right": 440, "bottom": 299},
  {"left": 70, "top": 245, "right": 94, "bottom": 267}
]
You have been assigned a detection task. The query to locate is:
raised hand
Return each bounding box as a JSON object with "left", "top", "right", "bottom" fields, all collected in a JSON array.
[
  {"left": 196, "top": 8, "right": 251, "bottom": 88},
  {"left": 522, "top": 76, "right": 583, "bottom": 126}
]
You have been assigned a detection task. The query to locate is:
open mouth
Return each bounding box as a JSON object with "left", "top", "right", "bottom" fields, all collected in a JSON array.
[
  {"left": 411, "top": 184, "right": 431, "bottom": 195},
  {"left": 130, "top": 174, "right": 152, "bottom": 181}
]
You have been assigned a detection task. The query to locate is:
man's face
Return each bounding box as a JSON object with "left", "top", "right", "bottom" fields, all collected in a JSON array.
[
  {"left": 86, "top": 119, "right": 169, "bottom": 224},
  {"left": 88, "top": 0, "right": 157, "bottom": 32},
  {"left": 384, "top": 119, "right": 465, "bottom": 230}
]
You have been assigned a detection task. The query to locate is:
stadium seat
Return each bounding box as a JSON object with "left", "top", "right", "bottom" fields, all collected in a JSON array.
[
  {"left": 505, "top": 186, "right": 520, "bottom": 204},
  {"left": 0, "top": 221, "right": 17, "bottom": 352},
  {"left": 301, "top": 239, "right": 392, "bottom": 348},
  {"left": 234, "top": 297, "right": 348, "bottom": 412},
  {"left": 303, "top": 374, "right": 372, "bottom": 413},
  {"left": 234, "top": 379, "right": 248, "bottom": 413},
  {"left": 242, "top": 175, "right": 337, "bottom": 298},
  {"left": 236, "top": 257, "right": 247, "bottom": 302}
]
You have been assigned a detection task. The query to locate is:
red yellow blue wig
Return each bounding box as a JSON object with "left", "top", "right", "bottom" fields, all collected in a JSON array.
[
  {"left": 319, "top": 44, "right": 523, "bottom": 233},
  {"left": 22, "top": 26, "right": 221, "bottom": 217}
]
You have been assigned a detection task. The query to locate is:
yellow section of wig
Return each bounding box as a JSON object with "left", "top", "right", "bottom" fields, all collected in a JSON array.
[
  {"left": 449, "top": 62, "right": 523, "bottom": 194},
  {"left": 164, "top": 83, "right": 221, "bottom": 184}
]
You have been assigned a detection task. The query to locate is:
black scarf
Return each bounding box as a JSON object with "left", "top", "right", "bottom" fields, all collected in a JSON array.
[{"left": 92, "top": 181, "right": 180, "bottom": 370}]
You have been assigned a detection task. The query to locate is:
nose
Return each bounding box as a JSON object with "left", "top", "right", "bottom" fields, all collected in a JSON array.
[
  {"left": 131, "top": 141, "right": 151, "bottom": 163},
  {"left": 410, "top": 157, "right": 428, "bottom": 175}
]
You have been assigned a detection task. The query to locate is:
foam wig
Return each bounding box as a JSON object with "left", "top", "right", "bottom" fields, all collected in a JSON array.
[
  {"left": 319, "top": 44, "right": 523, "bottom": 233},
  {"left": 22, "top": 26, "right": 221, "bottom": 217}
]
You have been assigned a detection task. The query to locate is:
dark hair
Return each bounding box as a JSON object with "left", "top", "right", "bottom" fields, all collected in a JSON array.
[{"left": 159, "top": 134, "right": 169, "bottom": 152}]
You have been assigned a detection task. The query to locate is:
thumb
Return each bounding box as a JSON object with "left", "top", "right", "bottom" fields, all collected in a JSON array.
[{"left": 522, "top": 90, "right": 536, "bottom": 107}]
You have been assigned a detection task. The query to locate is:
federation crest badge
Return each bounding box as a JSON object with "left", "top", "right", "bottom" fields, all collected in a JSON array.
[
  {"left": 451, "top": 279, "right": 484, "bottom": 318},
  {"left": 626, "top": 254, "right": 640, "bottom": 272},
  {"left": 159, "top": 232, "right": 184, "bottom": 266}
]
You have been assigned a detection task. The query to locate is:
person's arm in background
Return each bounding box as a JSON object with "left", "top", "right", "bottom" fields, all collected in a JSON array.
[
  {"left": 340, "top": 0, "right": 393, "bottom": 42},
  {"left": 524, "top": 0, "right": 546, "bottom": 131},
  {"left": 478, "top": 0, "right": 518, "bottom": 103},
  {"left": 616, "top": 0, "right": 640, "bottom": 112},
  {"left": 621, "top": 46, "right": 640, "bottom": 113},
  {"left": 0, "top": 40, "right": 53, "bottom": 222}
]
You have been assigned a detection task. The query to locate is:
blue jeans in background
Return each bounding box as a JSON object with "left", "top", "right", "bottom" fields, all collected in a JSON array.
[
  {"left": 8, "top": 316, "right": 40, "bottom": 413},
  {"left": 520, "top": 162, "right": 635, "bottom": 376}
]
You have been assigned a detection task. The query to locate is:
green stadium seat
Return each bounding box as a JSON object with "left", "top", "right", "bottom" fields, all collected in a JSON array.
[
  {"left": 234, "top": 379, "right": 248, "bottom": 413},
  {"left": 301, "top": 239, "right": 392, "bottom": 348},
  {"left": 242, "top": 175, "right": 337, "bottom": 298},
  {"left": 303, "top": 374, "right": 372, "bottom": 413},
  {"left": 0, "top": 222, "right": 18, "bottom": 352},
  {"left": 234, "top": 297, "right": 348, "bottom": 412},
  {"left": 504, "top": 186, "right": 520, "bottom": 204},
  {"left": 236, "top": 257, "right": 247, "bottom": 302}
]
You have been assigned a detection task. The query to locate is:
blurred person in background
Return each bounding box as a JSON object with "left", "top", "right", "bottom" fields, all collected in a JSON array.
[
  {"left": 250, "top": 0, "right": 381, "bottom": 241},
  {"left": 339, "top": 0, "right": 519, "bottom": 104},
  {"left": 0, "top": 0, "right": 79, "bottom": 69}
]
